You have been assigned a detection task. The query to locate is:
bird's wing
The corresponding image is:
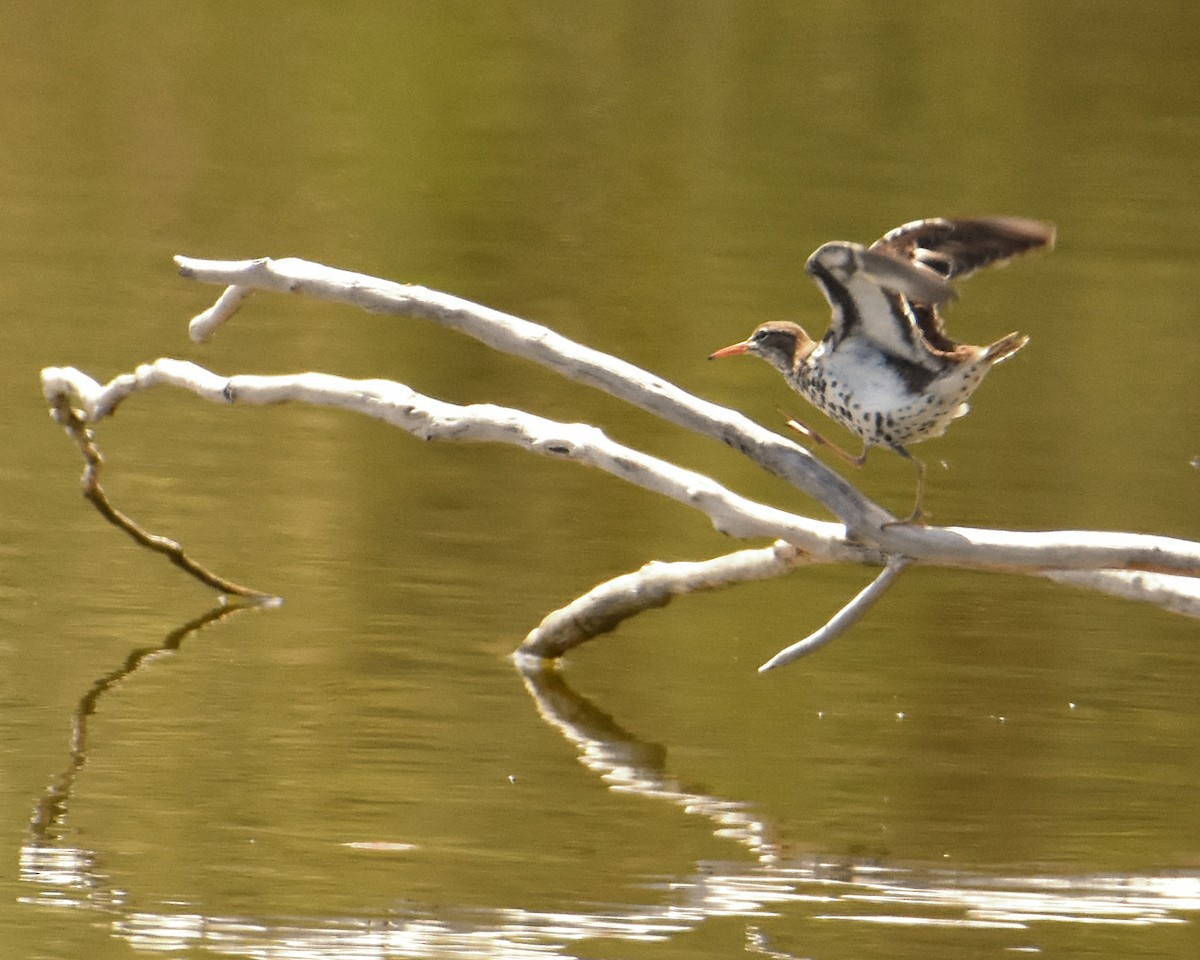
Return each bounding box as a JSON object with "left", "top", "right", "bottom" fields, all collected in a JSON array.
[
  {"left": 868, "top": 217, "right": 1056, "bottom": 352},
  {"left": 871, "top": 217, "right": 1056, "bottom": 281},
  {"left": 806, "top": 241, "right": 954, "bottom": 363}
]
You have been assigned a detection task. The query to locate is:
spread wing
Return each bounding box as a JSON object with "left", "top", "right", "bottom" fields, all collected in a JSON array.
[
  {"left": 805, "top": 241, "right": 951, "bottom": 363},
  {"left": 871, "top": 217, "right": 1057, "bottom": 281},
  {"left": 869, "top": 217, "right": 1056, "bottom": 351}
]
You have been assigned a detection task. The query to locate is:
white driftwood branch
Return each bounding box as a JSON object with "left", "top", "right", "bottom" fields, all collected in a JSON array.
[
  {"left": 517, "top": 542, "right": 810, "bottom": 660},
  {"left": 758, "top": 558, "right": 913, "bottom": 672},
  {"left": 173, "top": 255, "right": 892, "bottom": 530},
  {"left": 170, "top": 256, "right": 1200, "bottom": 579},
  {"left": 41, "top": 357, "right": 1200, "bottom": 626},
  {"left": 1041, "top": 569, "right": 1200, "bottom": 618},
  {"left": 40, "top": 362, "right": 866, "bottom": 562},
  {"left": 38, "top": 255, "right": 1200, "bottom": 667}
]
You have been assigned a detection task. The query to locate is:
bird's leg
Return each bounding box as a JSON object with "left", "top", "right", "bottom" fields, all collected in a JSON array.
[
  {"left": 883, "top": 446, "right": 927, "bottom": 526},
  {"left": 784, "top": 416, "right": 870, "bottom": 467},
  {"left": 785, "top": 416, "right": 926, "bottom": 524}
]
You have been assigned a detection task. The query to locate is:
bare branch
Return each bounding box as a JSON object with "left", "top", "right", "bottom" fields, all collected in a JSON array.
[
  {"left": 1041, "top": 568, "right": 1200, "bottom": 618},
  {"left": 37, "top": 255, "right": 1199, "bottom": 664},
  {"left": 758, "top": 559, "right": 912, "bottom": 672},
  {"left": 517, "top": 542, "right": 810, "bottom": 660},
  {"left": 42, "top": 382, "right": 278, "bottom": 602},
  {"left": 41, "top": 358, "right": 1200, "bottom": 628},
  {"left": 174, "top": 255, "right": 891, "bottom": 530},
  {"left": 169, "top": 256, "right": 1200, "bottom": 579},
  {"left": 41, "top": 362, "right": 869, "bottom": 563},
  {"left": 187, "top": 283, "right": 253, "bottom": 342}
]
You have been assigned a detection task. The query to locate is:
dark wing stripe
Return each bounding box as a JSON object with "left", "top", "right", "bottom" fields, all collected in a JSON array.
[
  {"left": 909, "top": 302, "right": 959, "bottom": 353},
  {"left": 806, "top": 260, "right": 861, "bottom": 344},
  {"left": 887, "top": 351, "right": 942, "bottom": 394}
]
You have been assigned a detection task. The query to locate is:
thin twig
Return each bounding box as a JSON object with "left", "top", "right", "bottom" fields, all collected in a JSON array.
[
  {"left": 46, "top": 390, "right": 279, "bottom": 602},
  {"left": 758, "top": 559, "right": 912, "bottom": 671}
]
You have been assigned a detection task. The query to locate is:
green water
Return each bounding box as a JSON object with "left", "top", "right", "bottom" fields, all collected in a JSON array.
[{"left": 2, "top": 3, "right": 1197, "bottom": 958}]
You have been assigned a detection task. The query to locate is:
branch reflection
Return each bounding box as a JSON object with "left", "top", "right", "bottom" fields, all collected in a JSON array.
[
  {"left": 20, "top": 601, "right": 265, "bottom": 900},
  {"left": 17, "top": 628, "right": 1199, "bottom": 959}
]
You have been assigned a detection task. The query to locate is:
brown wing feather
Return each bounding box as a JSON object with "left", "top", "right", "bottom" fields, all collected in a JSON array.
[
  {"left": 871, "top": 217, "right": 1056, "bottom": 281},
  {"left": 870, "top": 217, "right": 1055, "bottom": 351}
]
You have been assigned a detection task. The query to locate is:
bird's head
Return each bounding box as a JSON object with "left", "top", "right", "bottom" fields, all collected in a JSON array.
[{"left": 708, "top": 321, "right": 817, "bottom": 376}]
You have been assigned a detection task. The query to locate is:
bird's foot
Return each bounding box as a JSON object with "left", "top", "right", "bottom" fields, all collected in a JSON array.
[
  {"left": 881, "top": 499, "right": 929, "bottom": 528},
  {"left": 881, "top": 511, "right": 929, "bottom": 529}
]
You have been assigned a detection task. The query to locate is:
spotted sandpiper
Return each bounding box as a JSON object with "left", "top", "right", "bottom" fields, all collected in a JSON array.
[{"left": 709, "top": 217, "right": 1055, "bottom": 522}]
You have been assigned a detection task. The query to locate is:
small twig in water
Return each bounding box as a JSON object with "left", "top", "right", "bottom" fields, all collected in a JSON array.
[
  {"left": 47, "top": 392, "right": 278, "bottom": 602},
  {"left": 758, "top": 558, "right": 912, "bottom": 672}
]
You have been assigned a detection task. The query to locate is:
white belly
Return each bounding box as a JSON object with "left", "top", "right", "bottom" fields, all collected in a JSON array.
[{"left": 800, "top": 339, "right": 980, "bottom": 447}]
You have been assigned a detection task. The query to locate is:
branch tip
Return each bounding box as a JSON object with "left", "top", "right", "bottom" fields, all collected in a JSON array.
[
  {"left": 52, "top": 402, "right": 276, "bottom": 600},
  {"left": 759, "top": 558, "right": 911, "bottom": 672}
]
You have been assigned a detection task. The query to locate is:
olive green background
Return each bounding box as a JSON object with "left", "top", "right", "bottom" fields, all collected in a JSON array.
[{"left": 2, "top": 3, "right": 1197, "bottom": 958}]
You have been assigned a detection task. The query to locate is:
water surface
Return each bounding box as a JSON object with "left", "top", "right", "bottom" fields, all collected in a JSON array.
[{"left": 2, "top": 3, "right": 1198, "bottom": 958}]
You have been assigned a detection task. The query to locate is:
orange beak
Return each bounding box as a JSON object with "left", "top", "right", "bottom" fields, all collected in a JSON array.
[{"left": 708, "top": 340, "right": 750, "bottom": 360}]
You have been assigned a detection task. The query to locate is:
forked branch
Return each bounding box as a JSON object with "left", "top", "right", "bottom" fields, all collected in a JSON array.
[{"left": 38, "top": 256, "right": 1200, "bottom": 668}]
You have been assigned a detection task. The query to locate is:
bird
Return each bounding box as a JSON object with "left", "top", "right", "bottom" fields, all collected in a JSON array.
[{"left": 709, "top": 216, "right": 1056, "bottom": 522}]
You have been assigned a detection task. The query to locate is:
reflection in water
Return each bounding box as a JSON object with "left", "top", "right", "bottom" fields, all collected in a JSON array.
[
  {"left": 18, "top": 626, "right": 1200, "bottom": 958},
  {"left": 516, "top": 665, "right": 1200, "bottom": 934},
  {"left": 19, "top": 602, "right": 266, "bottom": 913},
  {"left": 26, "top": 603, "right": 256, "bottom": 848}
]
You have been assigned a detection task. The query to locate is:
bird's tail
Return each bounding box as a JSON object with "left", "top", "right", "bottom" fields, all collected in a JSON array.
[{"left": 983, "top": 331, "right": 1030, "bottom": 365}]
